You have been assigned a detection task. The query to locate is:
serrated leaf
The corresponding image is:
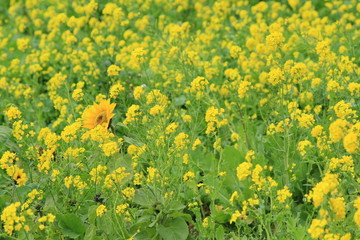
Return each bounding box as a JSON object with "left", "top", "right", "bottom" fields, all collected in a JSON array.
[
  {"left": 57, "top": 213, "right": 85, "bottom": 238},
  {"left": 157, "top": 218, "right": 188, "bottom": 240}
]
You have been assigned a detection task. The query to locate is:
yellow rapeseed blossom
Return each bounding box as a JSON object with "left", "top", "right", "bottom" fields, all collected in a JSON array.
[
  {"left": 109, "top": 82, "right": 125, "bottom": 98},
  {"left": 3, "top": 106, "right": 22, "bottom": 120},
  {"left": 230, "top": 191, "right": 239, "bottom": 205},
  {"left": 236, "top": 162, "right": 252, "bottom": 181},
  {"left": 133, "top": 86, "right": 145, "bottom": 100},
  {"left": 100, "top": 141, "right": 119, "bottom": 156},
  {"left": 343, "top": 132, "right": 359, "bottom": 154},
  {"left": 354, "top": 197, "right": 360, "bottom": 227},
  {"left": 174, "top": 132, "right": 190, "bottom": 150},
  {"left": 276, "top": 186, "right": 292, "bottom": 203},
  {"left": 183, "top": 171, "right": 195, "bottom": 182},
  {"left": 165, "top": 122, "right": 179, "bottom": 134},
  {"left": 96, "top": 204, "right": 107, "bottom": 217},
  {"left": 297, "top": 140, "right": 312, "bottom": 156},
  {"left": 297, "top": 113, "right": 315, "bottom": 128},
  {"left": 329, "top": 197, "right": 346, "bottom": 220},
  {"left": 307, "top": 173, "right": 339, "bottom": 207},
  {"left": 122, "top": 187, "right": 135, "bottom": 201},
  {"left": 107, "top": 65, "right": 121, "bottom": 76},
  {"left": 16, "top": 38, "right": 30, "bottom": 51},
  {"left": 308, "top": 218, "right": 327, "bottom": 239},
  {"left": 0, "top": 202, "right": 24, "bottom": 235},
  {"left": 329, "top": 119, "right": 351, "bottom": 143}
]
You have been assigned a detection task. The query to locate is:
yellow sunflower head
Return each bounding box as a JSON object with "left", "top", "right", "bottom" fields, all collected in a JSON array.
[{"left": 82, "top": 99, "right": 116, "bottom": 129}]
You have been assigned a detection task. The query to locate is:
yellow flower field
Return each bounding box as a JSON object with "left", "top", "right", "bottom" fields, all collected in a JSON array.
[{"left": 0, "top": 0, "right": 359, "bottom": 239}]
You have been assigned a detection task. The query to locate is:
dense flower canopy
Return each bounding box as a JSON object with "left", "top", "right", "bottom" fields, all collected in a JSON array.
[{"left": 0, "top": 0, "right": 359, "bottom": 239}]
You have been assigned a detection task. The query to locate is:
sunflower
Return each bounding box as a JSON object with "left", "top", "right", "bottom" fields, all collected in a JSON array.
[{"left": 82, "top": 99, "right": 116, "bottom": 129}]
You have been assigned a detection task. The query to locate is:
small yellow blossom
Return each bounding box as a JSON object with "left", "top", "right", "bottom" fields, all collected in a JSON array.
[
  {"left": 96, "top": 204, "right": 107, "bottom": 217},
  {"left": 4, "top": 106, "right": 22, "bottom": 120},
  {"left": 107, "top": 65, "right": 121, "bottom": 76}
]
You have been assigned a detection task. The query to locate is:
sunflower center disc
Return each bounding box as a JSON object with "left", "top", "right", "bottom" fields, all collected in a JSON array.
[{"left": 95, "top": 112, "right": 108, "bottom": 126}]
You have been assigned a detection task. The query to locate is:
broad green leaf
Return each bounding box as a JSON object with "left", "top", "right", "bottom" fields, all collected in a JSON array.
[
  {"left": 166, "top": 200, "right": 185, "bottom": 211},
  {"left": 133, "top": 187, "right": 161, "bottom": 207},
  {"left": 116, "top": 122, "right": 129, "bottom": 130},
  {"left": 16, "top": 185, "right": 31, "bottom": 202},
  {"left": 4, "top": 139, "right": 20, "bottom": 153},
  {"left": 123, "top": 136, "right": 144, "bottom": 146},
  {"left": 17, "top": 230, "right": 34, "bottom": 240},
  {"left": 84, "top": 224, "right": 96, "bottom": 240},
  {"left": 130, "top": 215, "right": 155, "bottom": 233},
  {"left": 215, "top": 225, "right": 225, "bottom": 240},
  {"left": 135, "top": 228, "right": 157, "bottom": 240},
  {"left": 88, "top": 205, "right": 98, "bottom": 225},
  {"left": 157, "top": 218, "right": 188, "bottom": 240},
  {"left": 221, "top": 146, "right": 243, "bottom": 171},
  {"left": 169, "top": 212, "right": 194, "bottom": 225},
  {"left": 97, "top": 214, "right": 113, "bottom": 235},
  {"left": 0, "top": 233, "right": 19, "bottom": 239},
  {"left": 57, "top": 213, "right": 85, "bottom": 238},
  {"left": 213, "top": 210, "right": 230, "bottom": 224},
  {"left": 0, "top": 126, "right": 11, "bottom": 142},
  {"left": 173, "top": 96, "right": 186, "bottom": 106},
  {"left": 191, "top": 149, "right": 216, "bottom": 172},
  {"left": 0, "top": 126, "right": 19, "bottom": 152}
]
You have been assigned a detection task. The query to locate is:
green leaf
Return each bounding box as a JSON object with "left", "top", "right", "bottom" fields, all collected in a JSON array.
[
  {"left": 88, "top": 205, "right": 98, "bottom": 225},
  {"left": 123, "top": 136, "right": 144, "bottom": 146},
  {"left": 213, "top": 210, "right": 230, "bottom": 224},
  {"left": 157, "top": 218, "right": 188, "bottom": 240},
  {"left": 16, "top": 185, "right": 31, "bottom": 202},
  {"left": 4, "top": 139, "right": 20, "bottom": 153},
  {"left": 97, "top": 214, "right": 113, "bottom": 235},
  {"left": 84, "top": 224, "right": 96, "bottom": 240},
  {"left": 222, "top": 146, "right": 243, "bottom": 171},
  {"left": 0, "top": 126, "right": 11, "bottom": 142},
  {"left": 215, "top": 225, "right": 225, "bottom": 240},
  {"left": 17, "top": 230, "right": 34, "bottom": 240},
  {"left": 191, "top": 149, "right": 216, "bottom": 172},
  {"left": 116, "top": 122, "right": 129, "bottom": 130},
  {"left": 133, "top": 187, "right": 161, "bottom": 207},
  {"left": 166, "top": 200, "right": 185, "bottom": 211},
  {"left": 135, "top": 228, "right": 157, "bottom": 240},
  {"left": 0, "top": 126, "right": 19, "bottom": 153},
  {"left": 57, "top": 213, "right": 85, "bottom": 238},
  {"left": 169, "top": 212, "right": 194, "bottom": 225},
  {"left": 130, "top": 215, "right": 155, "bottom": 232},
  {"left": 0, "top": 233, "right": 18, "bottom": 240},
  {"left": 173, "top": 96, "right": 186, "bottom": 106}
]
